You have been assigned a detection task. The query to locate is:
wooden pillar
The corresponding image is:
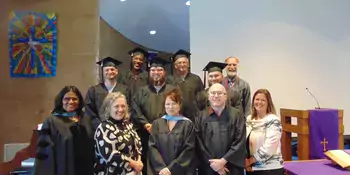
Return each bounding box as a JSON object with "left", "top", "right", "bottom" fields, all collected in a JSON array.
[{"left": 280, "top": 109, "right": 310, "bottom": 161}]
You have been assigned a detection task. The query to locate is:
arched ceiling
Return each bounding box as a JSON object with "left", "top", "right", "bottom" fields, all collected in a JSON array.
[{"left": 100, "top": 0, "right": 190, "bottom": 53}]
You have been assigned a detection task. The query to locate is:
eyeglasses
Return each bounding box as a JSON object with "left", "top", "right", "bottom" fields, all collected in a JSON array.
[{"left": 209, "top": 91, "right": 225, "bottom": 96}]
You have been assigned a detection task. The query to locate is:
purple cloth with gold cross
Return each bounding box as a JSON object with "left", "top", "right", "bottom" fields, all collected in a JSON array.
[
  {"left": 284, "top": 150, "right": 350, "bottom": 175},
  {"left": 309, "top": 109, "right": 339, "bottom": 159}
]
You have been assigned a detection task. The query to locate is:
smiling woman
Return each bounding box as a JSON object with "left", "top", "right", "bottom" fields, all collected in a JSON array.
[
  {"left": 94, "top": 92, "right": 143, "bottom": 175},
  {"left": 147, "top": 88, "right": 196, "bottom": 175},
  {"left": 245, "top": 89, "right": 284, "bottom": 175},
  {"left": 99, "top": 0, "right": 190, "bottom": 52},
  {"left": 33, "top": 86, "right": 95, "bottom": 175}
]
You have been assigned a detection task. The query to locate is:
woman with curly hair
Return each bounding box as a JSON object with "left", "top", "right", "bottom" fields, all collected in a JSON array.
[
  {"left": 33, "top": 85, "right": 95, "bottom": 175},
  {"left": 94, "top": 92, "right": 143, "bottom": 175}
]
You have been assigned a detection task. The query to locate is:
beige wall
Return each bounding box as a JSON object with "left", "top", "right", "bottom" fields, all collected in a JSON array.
[
  {"left": 99, "top": 18, "right": 140, "bottom": 73},
  {"left": 99, "top": 17, "right": 173, "bottom": 78},
  {"left": 0, "top": 0, "right": 99, "bottom": 161},
  {"left": 0, "top": 1, "right": 173, "bottom": 162}
]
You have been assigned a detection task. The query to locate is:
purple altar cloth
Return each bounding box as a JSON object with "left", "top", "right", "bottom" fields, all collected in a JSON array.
[
  {"left": 309, "top": 109, "right": 339, "bottom": 159},
  {"left": 284, "top": 150, "right": 350, "bottom": 175}
]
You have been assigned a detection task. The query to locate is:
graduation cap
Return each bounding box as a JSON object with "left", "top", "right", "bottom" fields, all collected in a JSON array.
[
  {"left": 96, "top": 57, "right": 122, "bottom": 68},
  {"left": 202, "top": 61, "right": 228, "bottom": 87},
  {"left": 169, "top": 50, "right": 191, "bottom": 75},
  {"left": 171, "top": 49, "right": 191, "bottom": 62},
  {"left": 128, "top": 47, "right": 148, "bottom": 58},
  {"left": 203, "top": 61, "right": 227, "bottom": 73},
  {"left": 149, "top": 56, "right": 171, "bottom": 68},
  {"left": 128, "top": 47, "right": 150, "bottom": 70}
]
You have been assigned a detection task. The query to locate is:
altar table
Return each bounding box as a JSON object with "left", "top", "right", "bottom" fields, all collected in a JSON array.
[{"left": 284, "top": 150, "right": 350, "bottom": 175}]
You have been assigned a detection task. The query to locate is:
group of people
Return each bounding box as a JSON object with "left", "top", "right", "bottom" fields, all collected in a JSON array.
[{"left": 32, "top": 47, "right": 284, "bottom": 175}]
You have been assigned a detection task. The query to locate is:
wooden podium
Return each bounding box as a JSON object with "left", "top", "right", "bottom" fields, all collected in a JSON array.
[{"left": 280, "top": 108, "right": 344, "bottom": 161}]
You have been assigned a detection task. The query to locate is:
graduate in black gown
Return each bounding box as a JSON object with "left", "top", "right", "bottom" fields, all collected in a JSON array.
[
  {"left": 196, "top": 61, "right": 243, "bottom": 117},
  {"left": 85, "top": 57, "right": 129, "bottom": 130},
  {"left": 147, "top": 88, "right": 196, "bottom": 175},
  {"left": 195, "top": 83, "right": 246, "bottom": 175},
  {"left": 169, "top": 50, "right": 204, "bottom": 121},
  {"left": 147, "top": 53, "right": 176, "bottom": 86},
  {"left": 132, "top": 57, "right": 177, "bottom": 175},
  {"left": 119, "top": 47, "right": 149, "bottom": 98},
  {"left": 33, "top": 86, "right": 94, "bottom": 175}
]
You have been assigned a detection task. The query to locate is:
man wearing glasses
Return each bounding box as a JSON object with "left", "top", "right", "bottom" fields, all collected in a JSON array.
[
  {"left": 195, "top": 83, "right": 246, "bottom": 175},
  {"left": 196, "top": 61, "right": 243, "bottom": 117}
]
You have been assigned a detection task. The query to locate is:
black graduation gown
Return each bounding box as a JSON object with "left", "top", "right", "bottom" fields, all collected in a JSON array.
[
  {"left": 165, "top": 75, "right": 176, "bottom": 85},
  {"left": 173, "top": 73, "right": 204, "bottom": 121},
  {"left": 119, "top": 70, "right": 149, "bottom": 98},
  {"left": 85, "top": 83, "right": 130, "bottom": 130},
  {"left": 131, "top": 84, "right": 177, "bottom": 127},
  {"left": 196, "top": 88, "right": 244, "bottom": 118},
  {"left": 131, "top": 84, "right": 177, "bottom": 174},
  {"left": 194, "top": 106, "right": 246, "bottom": 175},
  {"left": 119, "top": 70, "right": 175, "bottom": 94},
  {"left": 33, "top": 114, "right": 95, "bottom": 175},
  {"left": 147, "top": 118, "right": 196, "bottom": 175}
]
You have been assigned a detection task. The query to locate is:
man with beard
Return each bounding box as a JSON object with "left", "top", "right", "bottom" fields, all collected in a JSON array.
[
  {"left": 170, "top": 49, "right": 204, "bottom": 121},
  {"left": 131, "top": 56, "right": 176, "bottom": 175},
  {"left": 196, "top": 61, "right": 243, "bottom": 117},
  {"left": 195, "top": 83, "right": 245, "bottom": 175},
  {"left": 118, "top": 47, "right": 149, "bottom": 98},
  {"left": 85, "top": 57, "right": 129, "bottom": 130},
  {"left": 223, "top": 56, "right": 251, "bottom": 118}
]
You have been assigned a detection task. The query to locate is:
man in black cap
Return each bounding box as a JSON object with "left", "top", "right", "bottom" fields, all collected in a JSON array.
[
  {"left": 170, "top": 49, "right": 204, "bottom": 121},
  {"left": 131, "top": 57, "right": 177, "bottom": 175},
  {"left": 85, "top": 57, "right": 129, "bottom": 130},
  {"left": 118, "top": 47, "right": 149, "bottom": 98},
  {"left": 196, "top": 61, "right": 243, "bottom": 116}
]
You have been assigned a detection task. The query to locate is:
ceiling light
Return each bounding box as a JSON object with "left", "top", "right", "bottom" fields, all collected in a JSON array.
[
  {"left": 120, "top": 0, "right": 126, "bottom": 2},
  {"left": 149, "top": 30, "right": 156, "bottom": 35},
  {"left": 186, "top": 1, "right": 190, "bottom": 6}
]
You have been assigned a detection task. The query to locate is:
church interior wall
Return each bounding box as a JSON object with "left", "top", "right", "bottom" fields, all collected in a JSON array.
[
  {"left": 190, "top": 0, "right": 350, "bottom": 135},
  {"left": 0, "top": 0, "right": 100, "bottom": 161}
]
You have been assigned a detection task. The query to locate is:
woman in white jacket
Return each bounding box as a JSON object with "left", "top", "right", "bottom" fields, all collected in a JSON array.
[{"left": 245, "top": 89, "right": 284, "bottom": 175}]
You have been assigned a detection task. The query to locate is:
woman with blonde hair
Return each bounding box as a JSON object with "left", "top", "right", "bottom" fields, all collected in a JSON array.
[
  {"left": 245, "top": 89, "right": 284, "bottom": 175},
  {"left": 94, "top": 92, "right": 143, "bottom": 175}
]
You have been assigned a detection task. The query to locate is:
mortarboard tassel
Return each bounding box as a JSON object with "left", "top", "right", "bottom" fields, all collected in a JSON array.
[
  {"left": 100, "top": 66, "right": 104, "bottom": 82},
  {"left": 203, "top": 71, "right": 207, "bottom": 89}
]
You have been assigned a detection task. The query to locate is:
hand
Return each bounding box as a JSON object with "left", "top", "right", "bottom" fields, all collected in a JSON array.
[
  {"left": 217, "top": 167, "right": 229, "bottom": 175},
  {"left": 159, "top": 167, "right": 171, "bottom": 175},
  {"left": 245, "top": 158, "right": 251, "bottom": 166},
  {"left": 130, "top": 160, "right": 143, "bottom": 173},
  {"left": 248, "top": 157, "right": 256, "bottom": 165},
  {"left": 245, "top": 166, "right": 253, "bottom": 172},
  {"left": 144, "top": 123, "right": 152, "bottom": 132},
  {"left": 209, "top": 158, "right": 227, "bottom": 172}
]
